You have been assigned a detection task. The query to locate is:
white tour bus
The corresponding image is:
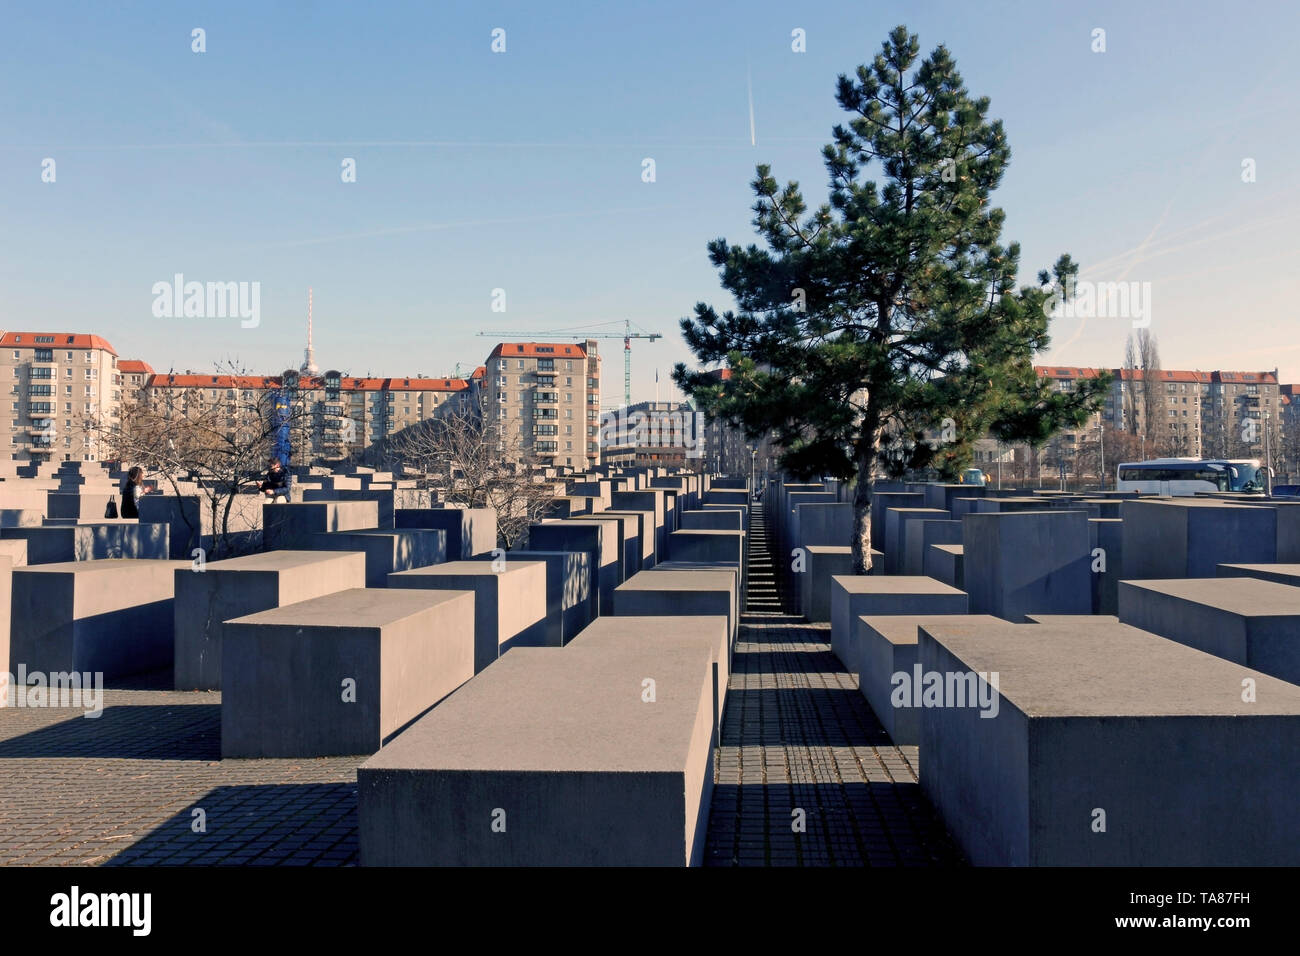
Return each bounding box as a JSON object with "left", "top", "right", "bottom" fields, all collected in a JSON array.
[{"left": 1115, "top": 458, "right": 1266, "bottom": 495}]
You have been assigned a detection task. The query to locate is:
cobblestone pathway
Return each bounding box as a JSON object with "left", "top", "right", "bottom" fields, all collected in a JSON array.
[
  {"left": 703, "top": 506, "right": 964, "bottom": 866},
  {"left": 0, "top": 674, "right": 360, "bottom": 866}
]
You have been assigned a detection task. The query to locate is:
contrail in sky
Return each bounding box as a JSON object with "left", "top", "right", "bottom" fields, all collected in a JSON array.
[{"left": 747, "top": 63, "right": 756, "bottom": 147}]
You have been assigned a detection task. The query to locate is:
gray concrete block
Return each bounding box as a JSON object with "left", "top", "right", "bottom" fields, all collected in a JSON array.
[
  {"left": 577, "top": 512, "right": 638, "bottom": 578},
  {"left": 903, "top": 519, "right": 962, "bottom": 577},
  {"left": 1217, "top": 562, "right": 1300, "bottom": 587},
  {"left": 528, "top": 520, "right": 620, "bottom": 615},
  {"left": 471, "top": 550, "right": 592, "bottom": 646},
  {"left": 923, "top": 484, "right": 986, "bottom": 513},
  {"left": 1120, "top": 500, "right": 1276, "bottom": 579},
  {"left": 679, "top": 509, "right": 743, "bottom": 531},
  {"left": 263, "top": 501, "right": 379, "bottom": 551},
  {"left": 924, "top": 544, "right": 964, "bottom": 589},
  {"left": 883, "top": 508, "right": 948, "bottom": 575},
  {"left": 828, "top": 575, "right": 968, "bottom": 675},
  {"left": 393, "top": 507, "right": 497, "bottom": 559},
  {"left": 869, "top": 492, "right": 924, "bottom": 555},
  {"left": 1118, "top": 577, "right": 1300, "bottom": 682},
  {"left": 358, "top": 642, "right": 714, "bottom": 866},
  {"left": 798, "top": 545, "right": 853, "bottom": 622},
  {"left": 173, "top": 550, "right": 368, "bottom": 690},
  {"left": 963, "top": 511, "right": 1091, "bottom": 622},
  {"left": 857, "top": 614, "right": 1000, "bottom": 745},
  {"left": 610, "top": 490, "right": 668, "bottom": 556},
  {"left": 614, "top": 569, "right": 736, "bottom": 646},
  {"left": 311, "top": 529, "right": 447, "bottom": 588},
  {"left": 10, "top": 559, "right": 188, "bottom": 679},
  {"left": 389, "top": 560, "right": 548, "bottom": 672},
  {"left": 302, "top": 487, "right": 396, "bottom": 528},
  {"left": 569, "top": 614, "right": 729, "bottom": 744},
  {"left": 918, "top": 619, "right": 1300, "bottom": 865},
  {"left": 222, "top": 588, "right": 475, "bottom": 757},
  {"left": 602, "top": 509, "right": 656, "bottom": 568},
  {"left": 1089, "top": 518, "right": 1122, "bottom": 615},
  {"left": 0, "top": 523, "right": 170, "bottom": 564}
]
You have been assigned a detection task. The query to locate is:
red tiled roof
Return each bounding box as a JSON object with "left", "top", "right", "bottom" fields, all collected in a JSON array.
[
  {"left": 147, "top": 374, "right": 469, "bottom": 392},
  {"left": 1036, "top": 366, "right": 1278, "bottom": 385},
  {"left": 486, "top": 342, "right": 589, "bottom": 360},
  {"left": 1, "top": 332, "right": 117, "bottom": 355},
  {"left": 119, "top": 359, "right": 154, "bottom": 375}
]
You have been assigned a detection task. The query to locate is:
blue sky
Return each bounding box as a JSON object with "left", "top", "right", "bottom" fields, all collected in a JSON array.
[{"left": 2, "top": 0, "right": 1297, "bottom": 404}]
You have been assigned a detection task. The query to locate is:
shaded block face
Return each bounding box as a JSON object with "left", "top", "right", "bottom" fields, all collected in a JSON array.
[
  {"left": 262, "top": 502, "right": 379, "bottom": 551},
  {"left": 394, "top": 507, "right": 497, "bottom": 559},
  {"left": 302, "top": 488, "right": 396, "bottom": 529},
  {"left": 470, "top": 550, "right": 592, "bottom": 646},
  {"left": 962, "top": 511, "right": 1091, "bottom": 622},
  {"left": 924, "top": 484, "right": 985, "bottom": 513},
  {"left": 10, "top": 559, "right": 189, "bottom": 679},
  {"left": 828, "top": 576, "right": 969, "bottom": 675},
  {"left": 0, "top": 524, "right": 170, "bottom": 564},
  {"left": 1120, "top": 500, "right": 1277, "bottom": 579},
  {"left": 310, "top": 529, "right": 447, "bottom": 588},
  {"left": 856, "top": 614, "right": 1000, "bottom": 746},
  {"left": 173, "top": 550, "right": 367, "bottom": 691},
  {"left": 679, "top": 509, "right": 742, "bottom": 532},
  {"left": 668, "top": 529, "right": 746, "bottom": 608},
  {"left": 1118, "top": 577, "right": 1300, "bottom": 682},
  {"left": 1089, "top": 518, "right": 1122, "bottom": 614},
  {"left": 609, "top": 490, "right": 667, "bottom": 556},
  {"left": 797, "top": 546, "right": 853, "bottom": 623},
  {"left": 357, "top": 643, "right": 715, "bottom": 867},
  {"left": 648, "top": 562, "right": 741, "bottom": 625},
  {"left": 568, "top": 615, "right": 729, "bottom": 746},
  {"left": 388, "top": 560, "right": 547, "bottom": 672},
  {"left": 578, "top": 513, "right": 638, "bottom": 579},
  {"left": 883, "top": 508, "right": 948, "bottom": 575},
  {"left": 602, "top": 510, "right": 656, "bottom": 568},
  {"left": 924, "top": 544, "right": 964, "bottom": 589},
  {"left": 528, "top": 520, "right": 619, "bottom": 615},
  {"left": 917, "top": 620, "right": 1300, "bottom": 866},
  {"left": 869, "top": 492, "right": 924, "bottom": 554},
  {"left": 792, "top": 503, "right": 853, "bottom": 550},
  {"left": 904, "top": 519, "right": 962, "bottom": 577},
  {"left": 0, "top": 556, "right": 10, "bottom": 706},
  {"left": 222, "top": 588, "right": 475, "bottom": 758},
  {"left": 614, "top": 570, "right": 736, "bottom": 644}
]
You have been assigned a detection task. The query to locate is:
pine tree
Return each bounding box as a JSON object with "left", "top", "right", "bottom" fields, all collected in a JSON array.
[{"left": 674, "top": 26, "right": 1110, "bottom": 572}]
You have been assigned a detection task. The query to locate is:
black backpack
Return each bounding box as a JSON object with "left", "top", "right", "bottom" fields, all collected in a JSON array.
[{"left": 105, "top": 498, "right": 118, "bottom": 519}]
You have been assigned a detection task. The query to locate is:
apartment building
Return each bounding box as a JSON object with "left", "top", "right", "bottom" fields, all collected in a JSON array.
[
  {"left": 141, "top": 369, "right": 476, "bottom": 465},
  {"left": 479, "top": 341, "right": 601, "bottom": 468},
  {"left": 0, "top": 332, "right": 121, "bottom": 462},
  {"left": 601, "top": 400, "right": 704, "bottom": 468},
  {"left": 1036, "top": 365, "right": 1282, "bottom": 476}
]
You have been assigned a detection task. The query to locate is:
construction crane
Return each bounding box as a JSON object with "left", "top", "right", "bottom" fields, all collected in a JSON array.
[{"left": 477, "top": 320, "right": 662, "bottom": 407}]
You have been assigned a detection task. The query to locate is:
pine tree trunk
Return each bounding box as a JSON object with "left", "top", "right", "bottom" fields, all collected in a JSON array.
[{"left": 851, "top": 417, "right": 879, "bottom": 575}]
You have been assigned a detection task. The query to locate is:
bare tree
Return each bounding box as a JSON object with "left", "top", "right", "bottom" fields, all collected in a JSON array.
[
  {"left": 388, "top": 405, "right": 556, "bottom": 549},
  {"left": 1122, "top": 330, "right": 1167, "bottom": 456},
  {"left": 91, "top": 361, "right": 311, "bottom": 558}
]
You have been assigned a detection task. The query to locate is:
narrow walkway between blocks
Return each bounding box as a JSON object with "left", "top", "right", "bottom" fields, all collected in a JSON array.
[{"left": 703, "top": 505, "right": 964, "bottom": 866}]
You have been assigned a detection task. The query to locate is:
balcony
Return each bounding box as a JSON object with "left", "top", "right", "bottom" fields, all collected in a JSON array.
[{"left": 535, "top": 392, "right": 559, "bottom": 405}]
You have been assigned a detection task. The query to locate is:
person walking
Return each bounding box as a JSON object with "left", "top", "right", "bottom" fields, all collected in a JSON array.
[
  {"left": 120, "top": 465, "right": 145, "bottom": 519},
  {"left": 259, "top": 457, "right": 290, "bottom": 504}
]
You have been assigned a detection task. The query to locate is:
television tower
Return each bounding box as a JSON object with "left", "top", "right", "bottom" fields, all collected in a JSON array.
[{"left": 300, "top": 287, "right": 320, "bottom": 376}]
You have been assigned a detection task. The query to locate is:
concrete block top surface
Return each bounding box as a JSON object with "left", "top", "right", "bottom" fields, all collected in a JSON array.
[
  {"left": 805, "top": 545, "right": 851, "bottom": 555},
  {"left": 617, "top": 570, "right": 735, "bottom": 591},
  {"left": 831, "top": 574, "right": 965, "bottom": 596},
  {"left": 391, "top": 559, "right": 543, "bottom": 579},
  {"left": 931, "top": 545, "right": 964, "bottom": 555},
  {"left": 360, "top": 644, "right": 712, "bottom": 772},
  {"left": 1220, "top": 563, "right": 1300, "bottom": 580},
  {"left": 227, "top": 587, "right": 472, "bottom": 630},
  {"left": 204, "top": 550, "right": 367, "bottom": 572},
  {"left": 859, "top": 614, "right": 1000, "bottom": 647},
  {"left": 1122, "top": 577, "right": 1300, "bottom": 616},
  {"left": 919, "top": 621, "right": 1300, "bottom": 716},
  {"left": 1025, "top": 614, "right": 1121, "bottom": 625},
  {"left": 16, "top": 558, "right": 189, "bottom": 576}
]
